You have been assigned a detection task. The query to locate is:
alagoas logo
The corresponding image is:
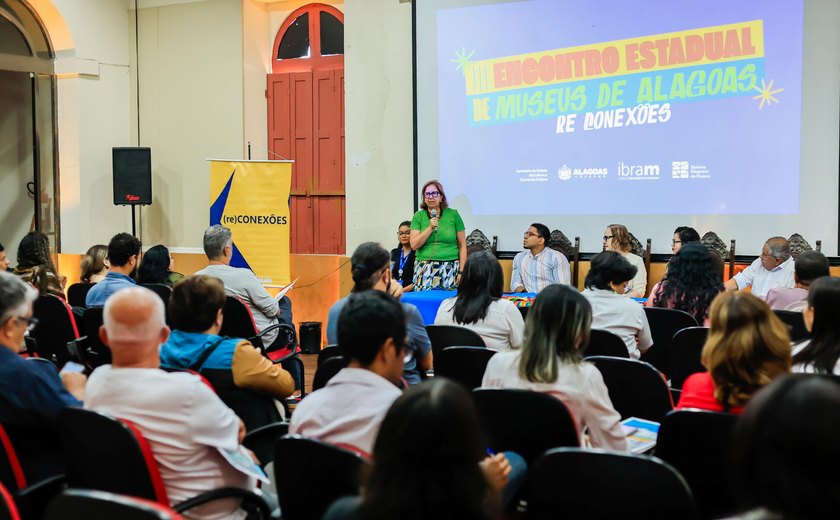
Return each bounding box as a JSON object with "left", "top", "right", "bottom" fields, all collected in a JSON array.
[{"left": 558, "top": 164, "right": 572, "bottom": 180}]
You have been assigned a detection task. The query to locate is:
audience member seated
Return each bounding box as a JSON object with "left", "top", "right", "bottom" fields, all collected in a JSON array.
[
  {"left": 724, "top": 236, "right": 795, "bottom": 298},
  {"left": 0, "top": 242, "right": 9, "bottom": 271},
  {"left": 324, "top": 379, "right": 516, "bottom": 520},
  {"left": 582, "top": 251, "right": 652, "bottom": 359},
  {"left": 765, "top": 250, "right": 829, "bottom": 311},
  {"left": 85, "top": 287, "right": 258, "bottom": 520},
  {"left": 136, "top": 244, "right": 185, "bottom": 287},
  {"left": 792, "top": 276, "right": 840, "bottom": 374},
  {"left": 482, "top": 284, "right": 628, "bottom": 451},
  {"left": 13, "top": 231, "right": 65, "bottom": 299},
  {"left": 677, "top": 292, "right": 790, "bottom": 413},
  {"left": 730, "top": 375, "right": 840, "bottom": 519},
  {"left": 602, "top": 224, "right": 646, "bottom": 297},
  {"left": 80, "top": 244, "right": 109, "bottom": 283},
  {"left": 390, "top": 220, "right": 415, "bottom": 292},
  {"left": 292, "top": 291, "right": 406, "bottom": 456},
  {"left": 510, "top": 222, "right": 571, "bottom": 293},
  {"left": 435, "top": 251, "right": 524, "bottom": 351},
  {"left": 86, "top": 233, "right": 141, "bottom": 307},
  {"left": 646, "top": 242, "right": 723, "bottom": 324},
  {"left": 326, "top": 242, "right": 431, "bottom": 384},
  {"left": 194, "top": 225, "right": 292, "bottom": 348},
  {"left": 160, "top": 275, "right": 294, "bottom": 399},
  {"left": 0, "top": 272, "right": 85, "bottom": 479},
  {"left": 671, "top": 226, "right": 700, "bottom": 254}
]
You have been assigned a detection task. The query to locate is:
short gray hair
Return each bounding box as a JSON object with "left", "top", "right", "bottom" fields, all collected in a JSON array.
[
  {"left": 766, "top": 237, "right": 791, "bottom": 263},
  {"left": 203, "top": 225, "right": 232, "bottom": 260},
  {"left": 103, "top": 287, "right": 166, "bottom": 342},
  {"left": 0, "top": 271, "right": 38, "bottom": 324}
]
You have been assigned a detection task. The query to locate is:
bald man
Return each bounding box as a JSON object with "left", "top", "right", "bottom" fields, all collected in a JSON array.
[
  {"left": 84, "top": 287, "right": 259, "bottom": 520},
  {"left": 724, "top": 237, "right": 796, "bottom": 298}
]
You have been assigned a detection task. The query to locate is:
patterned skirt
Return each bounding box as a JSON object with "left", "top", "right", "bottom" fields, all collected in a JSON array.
[{"left": 413, "top": 260, "right": 460, "bottom": 291}]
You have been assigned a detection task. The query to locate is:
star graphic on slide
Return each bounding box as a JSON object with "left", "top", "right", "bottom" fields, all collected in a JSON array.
[
  {"left": 451, "top": 48, "right": 475, "bottom": 74},
  {"left": 752, "top": 78, "right": 784, "bottom": 109}
]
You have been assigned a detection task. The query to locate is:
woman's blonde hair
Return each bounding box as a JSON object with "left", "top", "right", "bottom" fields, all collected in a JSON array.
[
  {"left": 606, "top": 224, "right": 631, "bottom": 252},
  {"left": 701, "top": 292, "right": 791, "bottom": 410},
  {"left": 80, "top": 244, "right": 108, "bottom": 282}
]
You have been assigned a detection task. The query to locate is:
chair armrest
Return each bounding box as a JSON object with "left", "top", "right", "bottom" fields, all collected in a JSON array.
[
  {"left": 174, "top": 487, "right": 272, "bottom": 518},
  {"left": 14, "top": 474, "right": 66, "bottom": 518}
]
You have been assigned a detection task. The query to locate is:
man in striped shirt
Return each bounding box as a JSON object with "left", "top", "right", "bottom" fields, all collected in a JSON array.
[{"left": 510, "top": 223, "right": 571, "bottom": 293}]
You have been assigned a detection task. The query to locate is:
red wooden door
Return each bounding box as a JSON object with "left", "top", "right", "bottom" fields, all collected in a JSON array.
[{"left": 267, "top": 5, "right": 345, "bottom": 254}]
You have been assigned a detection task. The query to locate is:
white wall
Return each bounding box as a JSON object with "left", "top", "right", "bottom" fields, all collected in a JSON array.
[{"left": 344, "top": 0, "right": 414, "bottom": 252}]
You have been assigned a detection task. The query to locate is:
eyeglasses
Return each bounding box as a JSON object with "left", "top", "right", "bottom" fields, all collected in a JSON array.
[
  {"left": 424, "top": 191, "right": 440, "bottom": 199},
  {"left": 401, "top": 344, "right": 414, "bottom": 363},
  {"left": 11, "top": 316, "right": 38, "bottom": 332},
  {"left": 523, "top": 232, "right": 540, "bottom": 238},
  {"left": 603, "top": 235, "right": 613, "bottom": 241},
  {"left": 397, "top": 231, "right": 411, "bottom": 236},
  {"left": 672, "top": 240, "right": 682, "bottom": 245}
]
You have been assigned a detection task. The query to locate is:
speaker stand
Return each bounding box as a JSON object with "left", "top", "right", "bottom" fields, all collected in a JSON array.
[{"left": 131, "top": 206, "right": 137, "bottom": 237}]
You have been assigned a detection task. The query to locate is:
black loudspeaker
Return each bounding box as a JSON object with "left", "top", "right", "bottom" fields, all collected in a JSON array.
[{"left": 112, "top": 147, "right": 152, "bottom": 205}]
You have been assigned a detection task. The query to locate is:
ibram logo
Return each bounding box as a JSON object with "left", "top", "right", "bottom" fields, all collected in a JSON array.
[{"left": 558, "top": 164, "right": 572, "bottom": 181}]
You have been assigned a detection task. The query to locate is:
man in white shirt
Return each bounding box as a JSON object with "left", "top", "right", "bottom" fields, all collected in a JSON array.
[
  {"left": 290, "top": 291, "right": 406, "bottom": 456},
  {"left": 725, "top": 236, "right": 796, "bottom": 298},
  {"left": 85, "top": 287, "right": 259, "bottom": 520},
  {"left": 511, "top": 223, "right": 571, "bottom": 293}
]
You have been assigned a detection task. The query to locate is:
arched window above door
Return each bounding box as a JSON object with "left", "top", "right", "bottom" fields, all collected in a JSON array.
[{"left": 272, "top": 4, "right": 343, "bottom": 73}]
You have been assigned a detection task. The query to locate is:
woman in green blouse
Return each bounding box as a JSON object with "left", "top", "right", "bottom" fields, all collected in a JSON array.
[{"left": 409, "top": 180, "right": 467, "bottom": 290}]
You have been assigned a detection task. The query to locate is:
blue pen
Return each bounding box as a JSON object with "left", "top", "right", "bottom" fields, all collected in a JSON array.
[{"left": 486, "top": 447, "right": 496, "bottom": 456}]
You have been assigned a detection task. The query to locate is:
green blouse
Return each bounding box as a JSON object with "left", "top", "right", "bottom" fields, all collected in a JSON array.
[{"left": 410, "top": 207, "right": 465, "bottom": 261}]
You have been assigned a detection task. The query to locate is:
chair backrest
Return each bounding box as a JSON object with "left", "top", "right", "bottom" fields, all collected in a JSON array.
[
  {"left": 58, "top": 408, "right": 168, "bottom": 504},
  {"left": 435, "top": 346, "right": 496, "bottom": 389},
  {"left": 317, "top": 345, "right": 342, "bottom": 367},
  {"left": 30, "top": 294, "right": 80, "bottom": 366},
  {"left": 655, "top": 410, "right": 738, "bottom": 519},
  {"left": 529, "top": 447, "right": 697, "bottom": 519},
  {"left": 312, "top": 356, "right": 348, "bottom": 391},
  {"left": 773, "top": 310, "right": 810, "bottom": 342},
  {"left": 669, "top": 327, "right": 709, "bottom": 390},
  {"left": 0, "top": 483, "right": 20, "bottom": 520},
  {"left": 44, "top": 489, "right": 183, "bottom": 520},
  {"left": 242, "top": 422, "right": 289, "bottom": 468},
  {"left": 425, "top": 325, "right": 485, "bottom": 369},
  {"left": 471, "top": 388, "right": 579, "bottom": 465},
  {"left": 274, "top": 435, "right": 369, "bottom": 520},
  {"left": 0, "top": 404, "right": 64, "bottom": 487},
  {"left": 199, "top": 369, "right": 283, "bottom": 431},
  {"left": 589, "top": 356, "right": 674, "bottom": 423},
  {"left": 641, "top": 307, "right": 698, "bottom": 377},
  {"left": 585, "top": 329, "right": 629, "bottom": 358},
  {"left": 81, "top": 307, "right": 111, "bottom": 368},
  {"left": 140, "top": 284, "right": 172, "bottom": 311},
  {"left": 67, "top": 283, "right": 95, "bottom": 309},
  {"left": 0, "top": 424, "right": 25, "bottom": 493},
  {"left": 219, "top": 297, "right": 260, "bottom": 343}
]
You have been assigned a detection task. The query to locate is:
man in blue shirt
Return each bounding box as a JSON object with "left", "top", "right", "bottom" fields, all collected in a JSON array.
[
  {"left": 86, "top": 233, "right": 141, "bottom": 307},
  {"left": 0, "top": 271, "right": 86, "bottom": 480}
]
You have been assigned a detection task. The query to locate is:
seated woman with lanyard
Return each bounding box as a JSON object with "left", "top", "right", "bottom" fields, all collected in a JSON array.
[{"left": 391, "top": 220, "right": 415, "bottom": 292}]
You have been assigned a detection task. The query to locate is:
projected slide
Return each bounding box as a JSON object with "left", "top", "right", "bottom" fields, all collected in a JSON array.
[{"left": 436, "top": 0, "right": 802, "bottom": 215}]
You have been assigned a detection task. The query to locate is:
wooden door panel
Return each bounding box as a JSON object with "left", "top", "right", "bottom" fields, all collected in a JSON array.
[
  {"left": 314, "top": 196, "right": 345, "bottom": 254},
  {"left": 290, "top": 196, "right": 314, "bottom": 254},
  {"left": 267, "top": 74, "right": 292, "bottom": 160}
]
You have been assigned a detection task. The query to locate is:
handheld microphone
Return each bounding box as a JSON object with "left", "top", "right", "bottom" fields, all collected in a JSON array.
[{"left": 430, "top": 209, "right": 438, "bottom": 230}]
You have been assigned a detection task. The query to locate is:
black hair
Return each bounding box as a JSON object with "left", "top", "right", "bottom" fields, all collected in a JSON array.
[
  {"left": 584, "top": 251, "right": 637, "bottom": 290},
  {"left": 136, "top": 245, "right": 171, "bottom": 285},
  {"left": 350, "top": 242, "right": 391, "bottom": 292},
  {"left": 108, "top": 232, "right": 142, "bottom": 267},
  {"left": 452, "top": 251, "right": 503, "bottom": 325},
  {"left": 356, "top": 379, "right": 490, "bottom": 520},
  {"left": 731, "top": 375, "right": 840, "bottom": 517},
  {"left": 651, "top": 242, "right": 723, "bottom": 322},
  {"left": 794, "top": 250, "right": 830, "bottom": 284},
  {"left": 530, "top": 223, "right": 550, "bottom": 242},
  {"left": 395, "top": 220, "right": 412, "bottom": 251},
  {"left": 17, "top": 231, "right": 56, "bottom": 271},
  {"left": 169, "top": 275, "right": 226, "bottom": 332},
  {"left": 792, "top": 277, "right": 840, "bottom": 373},
  {"left": 337, "top": 291, "right": 406, "bottom": 366},
  {"left": 674, "top": 226, "right": 701, "bottom": 244}
]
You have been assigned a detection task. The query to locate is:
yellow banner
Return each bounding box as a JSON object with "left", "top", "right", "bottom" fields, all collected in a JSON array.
[{"left": 209, "top": 160, "right": 292, "bottom": 286}]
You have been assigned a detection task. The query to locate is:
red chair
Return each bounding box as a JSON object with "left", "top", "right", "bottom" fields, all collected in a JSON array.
[
  {"left": 0, "top": 423, "right": 65, "bottom": 519},
  {"left": 45, "top": 489, "right": 184, "bottom": 520},
  {"left": 57, "top": 408, "right": 271, "bottom": 518},
  {"left": 0, "top": 483, "right": 21, "bottom": 520},
  {"left": 30, "top": 294, "right": 81, "bottom": 367}
]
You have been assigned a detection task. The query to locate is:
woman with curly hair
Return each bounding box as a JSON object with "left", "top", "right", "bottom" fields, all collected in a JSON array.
[
  {"left": 13, "top": 231, "right": 65, "bottom": 299},
  {"left": 677, "top": 292, "right": 791, "bottom": 413},
  {"left": 646, "top": 242, "right": 723, "bottom": 324}
]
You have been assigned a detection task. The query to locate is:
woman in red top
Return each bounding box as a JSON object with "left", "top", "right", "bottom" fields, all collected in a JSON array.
[{"left": 677, "top": 292, "right": 791, "bottom": 413}]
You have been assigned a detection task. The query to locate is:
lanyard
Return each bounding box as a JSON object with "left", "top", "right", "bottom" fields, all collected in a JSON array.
[{"left": 398, "top": 249, "right": 411, "bottom": 280}]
